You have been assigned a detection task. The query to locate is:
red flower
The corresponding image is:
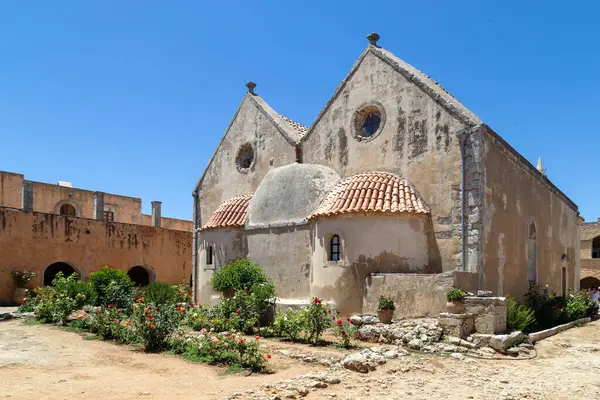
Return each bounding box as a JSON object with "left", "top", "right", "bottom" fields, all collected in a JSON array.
[
  {"left": 267, "top": 354, "right": 272, "bottom": 359},
  {"left": 147, "top": 314, "right": 153, "bottom": 319},
  {"left": 328, "top": 309, "right": 331, "bottom": 314},
  {"left": 108, "top": 304, "right": 112, "bottom": 309},
  {"left": 358, "top": 332, "right": 363, "bottom": 338},
  {"left": 337, "top": 319, "right": 342, "bottom": 326},
  {"left": 341, "top": 330, "right": 345, "bottom": 335},
  {"left": 346, "top": 317, "right": 350, "bottom": 322},
  {"left": 189, "top": 303, "right": 195, "bottom": 307},
  {"left": 313, "top": 297, "right": 321, "bottom": 304}
]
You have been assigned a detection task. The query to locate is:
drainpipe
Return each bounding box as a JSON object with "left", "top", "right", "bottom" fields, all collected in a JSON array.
[
  {"left": 456, "top": 130, "right": 469, "bottom": 272},
  {"left": 191, "top": 192, "right": 199, "bottom": 304}
]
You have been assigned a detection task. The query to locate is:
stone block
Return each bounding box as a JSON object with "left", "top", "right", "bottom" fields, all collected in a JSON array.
[{"left": 438, "top": 312, "right": 474, "bottom": 339}]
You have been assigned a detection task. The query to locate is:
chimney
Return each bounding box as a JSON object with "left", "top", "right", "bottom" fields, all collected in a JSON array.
[
  {"left": 152, "top": 201, "right": 162, "bottom": 228},
  {"left": 93, "top": 192, "right": 105, "bottom": 220},
  {"left": 536, "top": 156, "right": 546, "bottom": 176},
  {"left": 22, "top": 180, "right": 33, "bottom": 212},
  {"left": 367, "top": 32, "right": 380, "bottom": 46}
]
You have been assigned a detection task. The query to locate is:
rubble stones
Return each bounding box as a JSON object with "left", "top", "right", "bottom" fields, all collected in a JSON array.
[
  {"left": 488, "top": 331, "right": 528, "bottom": 354},
  {"left": 341, "top": 349, "right": 386, "bottom": 373},
  {"left": 350, "top": 315, "right": 379, "bottom": 326}
]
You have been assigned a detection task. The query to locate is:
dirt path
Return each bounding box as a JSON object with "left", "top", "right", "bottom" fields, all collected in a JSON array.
[{"left": 2, "top": 319, "right": 600, "bottom": 400}]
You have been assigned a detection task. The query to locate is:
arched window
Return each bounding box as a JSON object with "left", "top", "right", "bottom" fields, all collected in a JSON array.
[
  {"left": 329, "top": 235, "right": 341, "bottom": 261},
  {"left": 592, "top": 237, "right": 600, "bottom": 258},
  {"left": 44, "top": 262, "right": 77, "bottom": 286},
  {"left": 527, "top": 221, "right": 537, "bottom": 284},
  {"left": 127, "top": 266, "right": 151, "bottom": 286},
  {"left": 206, "top": 245, "right": 213, "bottom": 265},
  {"left": 59, "top": 203, "right": 77, "bottom": 217}
]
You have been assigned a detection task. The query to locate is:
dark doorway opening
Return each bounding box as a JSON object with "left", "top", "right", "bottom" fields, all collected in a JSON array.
[
  {"left": 59, "top": 204, "right": 77, "bottom": 217},
  {"left": 44, "top": 262, "right": 77, "bottom": 286},
  {"left": 128, "top": 266, "right": 150, "bottom": 286},
  {"left": 581, "top": 277, "right": 600, "bottom": 290}
]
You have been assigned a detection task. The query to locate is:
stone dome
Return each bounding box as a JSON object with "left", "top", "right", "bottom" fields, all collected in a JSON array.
[{"left": 247, "top": 163, "right": 340, "bottom": 227}]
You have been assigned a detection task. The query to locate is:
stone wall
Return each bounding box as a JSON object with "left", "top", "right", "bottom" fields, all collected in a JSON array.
[
  {"left": 362, "top": 272, "right": 455, "bottom": 318},
  {"left": 463, "top": 296, "right": 507, "bottom": 334},
  {"left": 0, "top": 207, "right": 192, "bottom": 305},
  {"left": 481, "top": 125, "right": 580, "bottom": 300}
]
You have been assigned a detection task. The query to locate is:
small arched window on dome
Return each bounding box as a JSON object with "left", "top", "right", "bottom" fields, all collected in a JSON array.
[{"left": 329, "top": 235, "right": 341, "bottom": 261}]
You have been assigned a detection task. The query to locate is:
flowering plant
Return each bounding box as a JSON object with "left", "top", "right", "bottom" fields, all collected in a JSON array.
[
  {"left": 273, "top": 309, "right": 308, "bottom": 341},
  {"left": 306, "top": 297, "right": 331, "bottom": 343},
  {"left": 11, "top": 269, "right": 36, "bottom": 288},
  {"left": 132, "top": 303, "right": 180, "bottom": 351},
  {"left": 332, "top": 317, "right": 358, "bottom": 349},
  {"left": 377, "top": 295, "right": 395, "bottom": 311}
]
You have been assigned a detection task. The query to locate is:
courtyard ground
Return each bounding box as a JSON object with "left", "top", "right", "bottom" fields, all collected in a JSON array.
[{"left": 1, "top": 318, "right": 600, "bottom": 400}]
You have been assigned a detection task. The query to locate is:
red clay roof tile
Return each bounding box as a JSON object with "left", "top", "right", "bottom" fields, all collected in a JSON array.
[
  {"left": 198, "top": 194, "right": 253, "bottom": 231},
  {"left": 309, "top": 172, "right": 429, "bottom": 219}
]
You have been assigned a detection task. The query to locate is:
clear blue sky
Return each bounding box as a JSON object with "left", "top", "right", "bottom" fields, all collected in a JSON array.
[{"left": 1, "top": 1, "right": 599, "bottom": 221}]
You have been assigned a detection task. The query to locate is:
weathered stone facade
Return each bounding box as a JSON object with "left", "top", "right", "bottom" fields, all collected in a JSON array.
[
  {"left": 579, "top": 219, "right": 600, "bottom": 289},
  {"left": 192, "top": 34, "right": 580, "bottom": 315},
  {"left": 0, "top": 172, "right": 193, "bottom": 304}
]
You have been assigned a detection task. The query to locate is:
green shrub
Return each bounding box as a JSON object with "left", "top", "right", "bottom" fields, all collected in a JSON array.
[
  {"left": 377, "top": 295, "right": 395, "bottom": 311},
  {"left": 273, "top": 309, "right": 308, "bottom": 341},
  {"left": 446, "top": 288, "right": 466, "bottom": 302},
  {"left": 34, "top": 273, "right": 91, "bottom": 324},
  {"left": 211, "top": 259, "right": 270, "bottom": 292},
  {"left": 565, "top": 290, "right": 598, "bottom": 321},
  {"left": 131, "top": 303, "right": 179, "bottom": 351},
  {"left": 89, "top": 267, "right": 134, "bottom": 308},
  {"left": 86, "top": 306, "right": 133, "bottom": 342},
  {"left": 173, "top": 280, "right": 193, "bottom": 303},
  {"left": 186, "top": 304, "right": 239, "bottom": 332},
  {"left": 506, "top": 296, "right": 535, "bottom": 332},
  {"left": 306, "top": 297, "right": 331, "bottom": 343},
  {"left": 145, "top": 281, "right": 177, "bottom": 305}
]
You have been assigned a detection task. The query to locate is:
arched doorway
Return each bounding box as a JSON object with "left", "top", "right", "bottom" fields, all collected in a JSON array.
[
  {"left": 44, "top": 262, "right": 78, "bottom": 286},
  {"left": 527, "top": 220, "right": 537, "bottom": 284},
  {"left": 580, "top": 277, "right": 600, "bottom": 290},
  {"left": 59, "top": 204, "right": 77, "bottom": 217},
  {"left": 127, "top": 266, "right": 151, "bottom": 287}
]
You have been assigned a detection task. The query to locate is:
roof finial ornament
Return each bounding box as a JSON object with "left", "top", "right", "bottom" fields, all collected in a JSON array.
[
  {"left": 246, "top": 82, "right": 257, "bottom": 95},
  {"left": 367, "top": 32, "right": 380, "bottom": 46},
  {"left": 536, "top": 156, "right": 546, "bottom": 176}
]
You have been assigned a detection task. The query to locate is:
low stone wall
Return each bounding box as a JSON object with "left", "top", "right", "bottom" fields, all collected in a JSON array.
[
  {"left": 529, "top": 317, "right": 591, "bottom": 343},
  {"left": 363, "top": 272, "right": 454, "bottom": 318}
]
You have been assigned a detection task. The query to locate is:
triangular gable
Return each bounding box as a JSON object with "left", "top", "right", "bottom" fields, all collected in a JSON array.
[
  {"left": 301, "top": 44, "right": 481, "bottom": 143},
  {"left": 193, "top": 92, "right": 304, "bottom": 193}
]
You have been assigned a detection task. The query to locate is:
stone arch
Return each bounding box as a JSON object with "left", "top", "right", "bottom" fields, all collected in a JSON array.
[
  {"left": 580, "top": 277, "right": 600, "bottom": 290},
  {"left": 55, "top": 200, "right": 80, "bottom": 217},
  {"left": 527, "top": 219, "right": 537, "bottom": 284},
  {"left": 127, "top": 265, "right": 154, "bottom": 287},
  {"left": 43, "top": 261, "right": 80, "bottom": 286}
]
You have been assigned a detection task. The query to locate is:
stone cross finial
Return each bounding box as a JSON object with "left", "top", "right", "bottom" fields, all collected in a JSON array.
[
  {"left": 367, "top": 33, "right": 380, "bottom": 46},
  {"left": 246, "top": 82, "right": 257, "bottom": 94}
]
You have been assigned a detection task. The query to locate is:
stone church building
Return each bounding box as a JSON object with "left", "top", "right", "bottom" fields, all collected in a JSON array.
[{"left": 192, "top": 34, "right": 580, "bottom": 316}]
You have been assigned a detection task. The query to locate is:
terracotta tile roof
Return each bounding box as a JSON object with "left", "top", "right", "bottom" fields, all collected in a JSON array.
[
  {"left": 198, "top": 194, "right": 253, "bottom": 231},
  {"left": 309, "top": 172, "right": 429, "bottom": 219},
  {"left": 279, "top": 115, "right": 308, "bottom": 138}
]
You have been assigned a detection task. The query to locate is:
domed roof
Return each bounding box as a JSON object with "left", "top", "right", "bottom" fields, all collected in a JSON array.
[
  {"left": 199, "top": 194, "right": 253, "bottom": 231},
  {"left": 309, "top": 171, "right": 429, "bottom": 219},
  {"left": 247, "top": 163, "right": 340, "bottom": 227}
]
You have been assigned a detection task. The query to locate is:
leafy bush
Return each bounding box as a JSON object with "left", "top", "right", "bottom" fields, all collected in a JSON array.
[
  {"left": 306, "top": 297, "right": 331, "bottom": 343},
  {"left": 332, "top": 317, "right": 358, "bottom": 349},
  {"left": 34, "top": 273, "right": 91, "bottom": 324},
  {"left": 565, "top": 290, "right": 598, "bottom": 321},
  {"left": 11, "top": 269, "right": 36, "bottom": 288},
  {"left": 506, "top": 296, "right": 535, "bottom": 332},
  {"left": 211, "top": 259, "right": 270, "bottom": 292},
  {"left": 183, "top": 330, "right": 269, "bottom": 371},
  {"left": 377, "top": 295, "right": 395, "bottom": 311},
  {"left": 131, "top": 303, "right": 180, "bottom": 351},
  {"left": 446, "top": 289, "right": 466, "bottom": 302},
  {"left": 145, "top": 281, "right": 177, "bottom": 305},
  {"left": 89, "top": 267, "right": 134, "bottom": 308},
  {"left": 186, "top": 304, "right": 239, "bottom": 333},
  {"left": 273, "top": 309, "right": 308, "bottom": 341}
]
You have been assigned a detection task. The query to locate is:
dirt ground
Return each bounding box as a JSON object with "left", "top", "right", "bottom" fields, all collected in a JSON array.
[{"left": 1, "top": 319, "right": 600, "bottom": 400}]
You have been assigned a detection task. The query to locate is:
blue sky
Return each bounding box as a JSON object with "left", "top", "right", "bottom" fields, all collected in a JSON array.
[{"left": 1, "top": 1, "right": 599, "bottom": 221}]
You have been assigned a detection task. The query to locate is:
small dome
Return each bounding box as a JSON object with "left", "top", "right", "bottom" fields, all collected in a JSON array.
[
  {"left": 247, "top": 163, "right": 340, "bottom": 227},
  {"left": 200, "top": 194, "right": 253, "bottom": 231},
  {"left": 309, "top": 171, "right": 429, "bottom": 219}
]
